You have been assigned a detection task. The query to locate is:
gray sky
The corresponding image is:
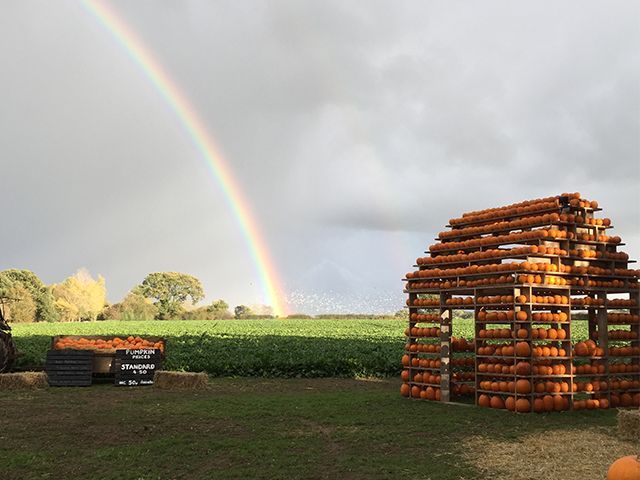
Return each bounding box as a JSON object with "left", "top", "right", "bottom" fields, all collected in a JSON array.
[{"left": 1, "top": 1, "right": 638, "bottom": 314}]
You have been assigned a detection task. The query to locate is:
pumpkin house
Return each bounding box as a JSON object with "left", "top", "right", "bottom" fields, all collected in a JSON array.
[{"left": 402, "top": 193, "right": 640, "bottom": 412}]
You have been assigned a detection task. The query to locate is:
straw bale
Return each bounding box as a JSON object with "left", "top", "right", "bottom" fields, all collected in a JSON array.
[
  {"left": 0, "top": 372, "right": 48, "bottom": 390},
  {"left": 618, "top": 409, "right": 640, "bottom": 441},
  {"left": 463, "top": 428, "right": 638, "bottom": 480},
  {"left": 153, "top": 370, "right": 209, "bottom": 390}
]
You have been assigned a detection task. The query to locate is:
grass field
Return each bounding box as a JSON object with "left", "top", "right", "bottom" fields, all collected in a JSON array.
[
  {"left": 0, "top": 378, "right": 634, "bottom": 480},
  {"left": 3, "top": 320, "right": 628, "bottom": 479},
  {"left": 11, "top": 318, "right": 590, "bottom": 377}
]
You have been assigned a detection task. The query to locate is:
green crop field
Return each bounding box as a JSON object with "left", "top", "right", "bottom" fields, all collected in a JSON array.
[
  {"left": 12, "top": 318, "right": 407, "bottom": 377},
  {"left": 13, "top": 319, "right": 585, "bottom": 377},
  {"left": 10, "top": 318, "right": 590, "bottom": 377}
]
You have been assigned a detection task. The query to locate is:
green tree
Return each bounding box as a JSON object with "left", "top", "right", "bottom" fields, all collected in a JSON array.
[
  {"left": 182, "top": 299, "right": 231, "bottom": 320},
  {"left": 234, "top": 305, "right": 253, "bottom": 319},
  {"left": 0, "top": 269, "right": 58, "bottom": 322},
  {"left": 3, "top": 283, "right": 36, "bottom": 323},
  {"left": 98, "top": 303, "right": 121, "bottom": 321},
  {"left": 52, "top": 269, "right": 107, "bottom": 322},
  {"left": 139, "top": 272, "right": 204, "bottom": 319},
  {"left": 100, "top": 292, "right": 159, "bottom": 321},
  {"left": 210, "top": 299, "right": 230, "bottom": 317}
]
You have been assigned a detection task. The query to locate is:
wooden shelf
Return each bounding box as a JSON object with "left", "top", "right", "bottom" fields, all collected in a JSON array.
[{"left": 402, "top": 194, "right": 640, "bottom": 412}]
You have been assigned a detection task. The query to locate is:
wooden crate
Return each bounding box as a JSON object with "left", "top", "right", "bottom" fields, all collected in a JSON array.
[
  {"left": 46, "top": 349, "right": 94, "bottom": 386},
  {"left": 50, "top": 335, "right": 166, "bottom": 374}
]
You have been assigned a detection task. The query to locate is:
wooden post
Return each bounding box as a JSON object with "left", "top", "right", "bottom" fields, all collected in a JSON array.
[
  {"left": 595, "top": 291, "right": 609, "bottom": 404},
  {"left": 440, "top": 308, "right": 451, "bottom": 402}
]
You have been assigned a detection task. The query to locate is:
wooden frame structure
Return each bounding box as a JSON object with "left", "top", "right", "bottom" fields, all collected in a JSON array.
[{"left": 402, "top": 193, "right": 640, "bottom": 412}]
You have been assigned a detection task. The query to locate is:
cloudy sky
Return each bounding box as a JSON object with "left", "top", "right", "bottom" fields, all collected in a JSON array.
[{"left": 1, "top": 1, "right": 638, "bottom": 314}]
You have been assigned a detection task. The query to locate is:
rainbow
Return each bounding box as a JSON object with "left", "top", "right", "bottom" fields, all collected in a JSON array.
[{"left": 82, "top": 0, "right": 287, "bottom": 317}]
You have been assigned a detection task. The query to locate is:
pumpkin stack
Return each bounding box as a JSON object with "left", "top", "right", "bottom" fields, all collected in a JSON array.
[{"left": 402, "top": 193, "right": 640, "bottom": 412}]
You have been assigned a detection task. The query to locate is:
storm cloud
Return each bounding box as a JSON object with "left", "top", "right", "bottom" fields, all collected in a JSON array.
[{"left": 1, "top": 1, "right": 638, "bottom": 313}]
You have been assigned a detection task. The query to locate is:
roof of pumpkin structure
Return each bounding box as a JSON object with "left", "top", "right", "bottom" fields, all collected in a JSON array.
[{"left": 405, "top": 192, "right": 639, "bottom": 292}]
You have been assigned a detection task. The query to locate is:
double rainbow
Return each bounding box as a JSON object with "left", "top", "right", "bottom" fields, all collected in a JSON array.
[{"left": 83, "top": 0, "right": 286, "bottom": 317}]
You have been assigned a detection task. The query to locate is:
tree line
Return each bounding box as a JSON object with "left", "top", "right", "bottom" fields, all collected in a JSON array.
[{"left": 0, "top": 269, "right": 266, "bottom": 322}]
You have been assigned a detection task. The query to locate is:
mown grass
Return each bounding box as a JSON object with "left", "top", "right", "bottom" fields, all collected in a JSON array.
[{"left": 0, "top": 378, "right": 624, "bottom": 480}]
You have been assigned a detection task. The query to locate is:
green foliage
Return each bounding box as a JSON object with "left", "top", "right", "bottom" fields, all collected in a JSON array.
[
  {"left": 51, "top": 269, "right": 107, "bottom": 322},
  {"left": 210, "top": 299, "right": 230, "bottom": 315},
  {"left": 234, "top": 305, "right": 253, "bottom": 319},
  {"left": 3, "top": 283, "right": 36, "bottom": 323},
  {"left": 12, "top": 318, "right": 406, "bottom": 376},
  {"left": 182, "top": 299, "right": 231, "bottom": 320},
  {"left": 100, "top": 292, "right": 159, "bottom": 321},
  {"left": 453, "top": 310, "right": 474, "bottom": 320},
  {"left": 0, "top": 269, "right": 58, "bottom": 322},
  {"left": 139, "top": 272, "right": 204, "bottom": 319}
]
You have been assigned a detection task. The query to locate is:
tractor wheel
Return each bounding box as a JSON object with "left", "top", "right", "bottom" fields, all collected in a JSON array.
[{"left": 0, "top": 332, "right": 16, "bottom": 373}]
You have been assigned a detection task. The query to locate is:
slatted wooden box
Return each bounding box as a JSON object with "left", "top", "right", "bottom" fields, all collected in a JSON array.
[{"left": 50, "top": 335, "right": 166, "bottom": 374}]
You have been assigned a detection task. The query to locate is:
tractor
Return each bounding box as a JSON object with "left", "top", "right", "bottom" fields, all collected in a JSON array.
[{"left": 0, "top": 298, "right": 17, "bottom": 372}]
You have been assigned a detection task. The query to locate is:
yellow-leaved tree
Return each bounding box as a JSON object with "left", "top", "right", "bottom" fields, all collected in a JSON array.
[{"left": 52, "top": 269, "right": 106, "bottom": 322}]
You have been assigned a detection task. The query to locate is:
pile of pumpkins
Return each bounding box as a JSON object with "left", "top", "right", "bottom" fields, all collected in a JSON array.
[{"left": 477, "top": 394, "right": 568, "bottom": 413}]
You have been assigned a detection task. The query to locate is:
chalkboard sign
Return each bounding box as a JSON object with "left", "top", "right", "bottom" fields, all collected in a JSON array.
[
  {"left": 46, "top": 350, "right": 94, "bottom": 387},
  {"left": 114, "top": 348, "right": 161, "bottom": 386}
]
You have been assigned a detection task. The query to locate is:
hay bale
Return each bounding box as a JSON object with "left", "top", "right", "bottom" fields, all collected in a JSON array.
[
  {"left": 153, "top": 370, "right": 209, "bottom": 390},
  {"left": 618, "top": 409, "right": 640, "bottom": 441},
  {"left": 0, "top": 372, "right": 48, "bottom": 390},
  {"left": 463, "top": 428, "right": 637, "bottom": 480}
]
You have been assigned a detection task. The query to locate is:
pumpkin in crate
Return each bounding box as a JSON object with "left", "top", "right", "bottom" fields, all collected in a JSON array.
[{"left": 54, "top": 336, "right": 164, "bottom": 352}]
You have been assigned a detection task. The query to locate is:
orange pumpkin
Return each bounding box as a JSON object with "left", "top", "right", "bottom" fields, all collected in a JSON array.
[
  {"left": 533, "top": 398, "right": 545, "bottom": 413},
  {"left": 505, "top": 396, "right": 516, "bottom": 411},
  {"left": 490, "top": 396, "right": 505, "bottom": 409},
  {"left": 515, "top": 342, "right": 531, "bottom": 357},
  {"left": 607, "top": 455, "right": 640, "bottom": 480},
  {"left": 515, "top": 398, "right": 531, "bottom": 413},
  {"left": 400, "top": 384, "right": 410, "bottom": 397},
  {"left": 515, "top": 379, "right": 531, "bottom": 394},
  {"left": 515, "top": 361, "right": 531, "bottom": 375},
  {"left": 574, "top": 341, "right": 589, "bottom": 356}
]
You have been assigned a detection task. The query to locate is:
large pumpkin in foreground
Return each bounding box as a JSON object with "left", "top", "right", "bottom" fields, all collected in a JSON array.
[{"left": 607, "top": 455, "right": 640, "bottom": 480}]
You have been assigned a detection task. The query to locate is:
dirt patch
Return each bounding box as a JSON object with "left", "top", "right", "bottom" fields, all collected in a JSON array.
[{"left": 462, "top": 427, "right": 639, "bottom": 480}]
